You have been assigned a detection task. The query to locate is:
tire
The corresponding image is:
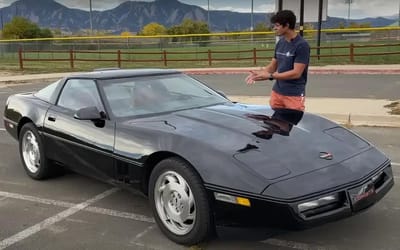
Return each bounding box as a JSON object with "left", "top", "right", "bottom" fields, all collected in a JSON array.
[
  {"left": 19, "top": 123, "right": 53, "bottom": 180},
  {"left": 149, "top": 157, "right": 214, "bottom": 245}
]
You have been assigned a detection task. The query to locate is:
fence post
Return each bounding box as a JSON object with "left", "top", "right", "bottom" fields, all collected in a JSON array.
[
  {"left": 69, "top": 49, "right": 74, "bottom": 69},
  {"left": 18, "top": 48, "right": 23, "bottom": 70},
  {"left": 117, "top": 50, "right": 121, "bottom": 68},
  {"left": 253, "top": 48, "right": 257, "bottom": 66},
  {"left": 163, "top": 50, "right": 167, "bottom": 67},
  {"left": 208, "top": 49, "right": 212, "bottom": 66},
  {"left": 349, "top": 43, "right": 354, "bottom": 63}
]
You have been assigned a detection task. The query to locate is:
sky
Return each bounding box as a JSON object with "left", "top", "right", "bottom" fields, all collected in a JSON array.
[{"left": 0, "top": 0, "right": 399, "bottom": 19}]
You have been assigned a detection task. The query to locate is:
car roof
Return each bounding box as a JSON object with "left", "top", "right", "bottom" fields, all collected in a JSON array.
[{"left": 68, "top": 69, "right": 182, "bottom": 80}]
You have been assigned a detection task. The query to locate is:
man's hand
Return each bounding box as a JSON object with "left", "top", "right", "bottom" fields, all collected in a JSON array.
[{"left": 245, "top": 70, "right": 266, "bottom": 84}]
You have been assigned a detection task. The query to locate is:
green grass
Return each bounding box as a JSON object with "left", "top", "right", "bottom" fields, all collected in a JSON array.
[{"left": 1, "top": 39, "right": 399, "bottom": 73}]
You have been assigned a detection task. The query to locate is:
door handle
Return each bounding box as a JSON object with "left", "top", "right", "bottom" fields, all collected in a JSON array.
[{"left": 48, "top": 114, "right": 57, "bottom": 122}]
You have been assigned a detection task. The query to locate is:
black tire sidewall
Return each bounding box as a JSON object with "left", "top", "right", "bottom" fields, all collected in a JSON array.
[
  {"left": 149, "top": 157, "right": 213, "bottom": 245},
  {"left": 19, "top": 123, "right": 48, "bottom": 180}
]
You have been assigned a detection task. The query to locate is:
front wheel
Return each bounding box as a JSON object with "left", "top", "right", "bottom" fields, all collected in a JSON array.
[{"left": 149, "top": 157, "right": 214, "bottom": 245}]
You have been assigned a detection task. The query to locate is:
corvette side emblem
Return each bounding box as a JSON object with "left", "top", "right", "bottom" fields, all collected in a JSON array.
[{"left": 319, "top": 152, "right": 333, "bottom": 160}]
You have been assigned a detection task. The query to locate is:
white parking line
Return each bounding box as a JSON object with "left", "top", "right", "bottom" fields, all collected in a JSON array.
[
  {"left": 0, "top": 191, "right": 76, "bottom": 207},
  {"left": 0, "top": 190, "right": 155, "bottom": 223},
  {"left": 261, "top": 238, "right": 330, "bottom": 250},
  {"left": 0, "top": 188, "right": 118, "bottom": 250},
  {"left": 0, "top": 181, "right": 27, "bottom": 186},
  {"left": 132, "top": 225, "right": 156, "bottom": 241},
  {"left": 84, "top": 206, "right": 154, "bottom": 223},
  {"left": 392, "top": 162, "right": 400, "bottom": 166},
  {"left": 0, "top": 128, "right": 5, "bottom": 132}
]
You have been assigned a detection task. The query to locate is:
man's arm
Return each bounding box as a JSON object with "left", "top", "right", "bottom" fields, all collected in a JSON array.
[
  {"left": 264, "top": 58, "right": 278, "bottom": 74},
  {"left": 271, "top": 62, "right": 306, "bottom": 80}
]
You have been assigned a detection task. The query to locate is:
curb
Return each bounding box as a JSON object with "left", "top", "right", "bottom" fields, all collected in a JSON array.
[
  {"left": 228, "top": 95, "right": 400, "bottom": 128},
  {"left": 315, "top": 113, "right": 400, "bottom": 128}
]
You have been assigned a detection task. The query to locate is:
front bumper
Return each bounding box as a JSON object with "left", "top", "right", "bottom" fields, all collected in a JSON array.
[{"left": 209, "top": 163, "right": 394, "bottom": 228}]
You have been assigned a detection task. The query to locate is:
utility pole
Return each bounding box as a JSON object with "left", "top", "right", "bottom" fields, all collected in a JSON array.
[
  {"left": 398, "top": 0, "right": 400, "bottom": 40},
  {"left": 317, "top": 0, "right": 323, "bottom": 59},
  {"left": 275, "top": 0, "right": 283, "bottom": 44},
  {"left": 299, "top": 0, "right": 304, "bottom": 37},
  {"left": 1, "top": 10, "right": 3, "bottom": 31},
  {"left": 89, "top": 0, "right": 93, "bottom": 35},
  {"left": 345, "top": 0, "right": 353, "bottom": 26},
  {"left": 207, "top": 0, "right": 210, "bottom": 30},
  {"left": 251, "top": 0, "right": 254, "bottom": 42}
]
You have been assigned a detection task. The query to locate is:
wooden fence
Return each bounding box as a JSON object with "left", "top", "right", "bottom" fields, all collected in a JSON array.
[{"left": 18, "top": 43, "right": 400, "bottom": 70}]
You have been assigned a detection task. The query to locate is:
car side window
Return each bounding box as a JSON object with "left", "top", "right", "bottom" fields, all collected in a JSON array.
[{"left": 57, "top": 79, "right": 103, "bottom": 111}]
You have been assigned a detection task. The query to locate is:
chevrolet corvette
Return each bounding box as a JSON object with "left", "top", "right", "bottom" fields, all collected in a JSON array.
[{"left": 3, "top": 69, "right": 394, "bottom": 245}]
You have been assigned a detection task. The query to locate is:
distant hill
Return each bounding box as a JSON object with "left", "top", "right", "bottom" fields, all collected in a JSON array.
[
  {"left": 0, "top": 0, "right": 395, "bottom": 33},
  {"left": 382, "top": 14, "right": 399, "bottom": 20},
  {"left": 319, "top": 16, "right": 395, "bottom": 29}
]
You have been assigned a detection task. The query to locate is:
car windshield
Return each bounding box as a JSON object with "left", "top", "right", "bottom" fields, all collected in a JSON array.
[
  {"left": 100, "top": 73, "right": 229, "bottom": 118},
  {"left": 34, "top": 80, "right": 61, "bottom": 103}
]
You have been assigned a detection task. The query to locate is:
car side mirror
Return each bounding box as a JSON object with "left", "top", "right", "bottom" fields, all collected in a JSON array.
[{"left": 74, "top": 106, "right": 103, "bottom": 121}]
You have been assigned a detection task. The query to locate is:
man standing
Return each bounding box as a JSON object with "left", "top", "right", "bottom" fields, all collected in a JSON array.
[{"left": 245, "top": 10, "right": 310, "bottom": 111}]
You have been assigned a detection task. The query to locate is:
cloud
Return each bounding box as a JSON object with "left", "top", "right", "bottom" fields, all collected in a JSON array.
[
  {"left": 0, "top": 0, "right": 15, "bottom": 8},
  {"left": 257, "top": 4, "right": 276, "bottom": 13},
  {"left": 54, "top": 0, "right": 127, "bottom": 10},
  {"left": 327, "top": 0, "right": 399, "bottom": 18}
]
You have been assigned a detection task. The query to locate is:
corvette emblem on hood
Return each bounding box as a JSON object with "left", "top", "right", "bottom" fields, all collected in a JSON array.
[{"left": 319, "top": 152, "right": 333, "bottom": 160}]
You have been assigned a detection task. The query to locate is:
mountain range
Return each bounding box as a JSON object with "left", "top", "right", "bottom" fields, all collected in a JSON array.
[{"left": 0, "top": 0, "right": 396, "bottom": 33}]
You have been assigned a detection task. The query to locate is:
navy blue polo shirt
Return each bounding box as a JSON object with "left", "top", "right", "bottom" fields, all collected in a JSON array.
[{"left": 272, "top": 35, "right": 310, "bottom": 96}]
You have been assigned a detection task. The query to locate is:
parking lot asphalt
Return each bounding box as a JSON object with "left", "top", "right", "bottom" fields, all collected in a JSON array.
[{"left": 0, "top": 69, "right": 399, "bottom": 249}]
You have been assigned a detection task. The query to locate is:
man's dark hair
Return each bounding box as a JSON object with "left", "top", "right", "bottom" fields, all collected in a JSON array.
[{"left": 270, "top": 10, "right": 296, "bottom": 29}]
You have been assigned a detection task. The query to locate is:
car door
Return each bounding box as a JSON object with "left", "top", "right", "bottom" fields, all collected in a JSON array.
[{"left": 43, "top": 78, "right": 116, "bottom": 181}]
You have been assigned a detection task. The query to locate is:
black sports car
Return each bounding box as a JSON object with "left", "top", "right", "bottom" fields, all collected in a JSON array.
[{"left": 3, "top": 69, "right": 394, "bottom": 245}]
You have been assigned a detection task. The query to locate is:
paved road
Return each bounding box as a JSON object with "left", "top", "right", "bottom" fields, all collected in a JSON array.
[
  {"left": 0, "top": 80, "right": 399, "bottom": 250},
  {"left": 193, "top": 74, "right": 400, "bottom": 99},
  {"left": 1, "top": 74, "right": 400, "bottom": 99}
]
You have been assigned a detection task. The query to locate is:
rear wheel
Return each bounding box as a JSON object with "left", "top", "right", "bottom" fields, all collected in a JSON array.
[
  {"left": 149, "top": 157, "right": 214, "bottom": 245},
  {"left": 19, "top": 123, "right": 53, "bottom": 180}
]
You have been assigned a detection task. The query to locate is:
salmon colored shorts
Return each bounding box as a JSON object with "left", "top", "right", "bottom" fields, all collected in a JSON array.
[{"left": 269, "top": 90, "right": 305, "bottom": 111}]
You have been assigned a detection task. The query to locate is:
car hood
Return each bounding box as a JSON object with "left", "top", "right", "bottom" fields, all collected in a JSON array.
[
  {"left": 118, "top": 103, "right": 372, "bottom": 195},
  {"left": 169, "top": 103, "right": 370, "bottom": 181}
]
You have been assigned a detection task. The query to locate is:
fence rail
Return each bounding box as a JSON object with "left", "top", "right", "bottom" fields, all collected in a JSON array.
[{"left": 18, "top": 42, "right": 400, "bottom": 70}]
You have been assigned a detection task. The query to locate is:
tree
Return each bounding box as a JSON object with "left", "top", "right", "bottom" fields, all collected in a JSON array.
[
  {"left": 140, "top": 22, "right": 167, "bottom": 36},
  {"left": 167, "top": 19, "right": 210, "bottom": 44},
  {"left": 253, "top": 22, "right": 271, "bottom": 32},
  {"left": 167, "top": 25, "right": 183, "bottom": 42},
  {"left": 52, "top": 29, "right": 62, "bottom": 37},
  {"left": 2, "top": 17, "right": 53, "bottom": 39},
  {"left": 39, "top": 28, "right": 53, "bottom": 38},
  {"left": 121, "top": 31, "right": 134, "bottom": 37},
  {"left": 349, "top": 22, "right": 371, "bottom": 28}
]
